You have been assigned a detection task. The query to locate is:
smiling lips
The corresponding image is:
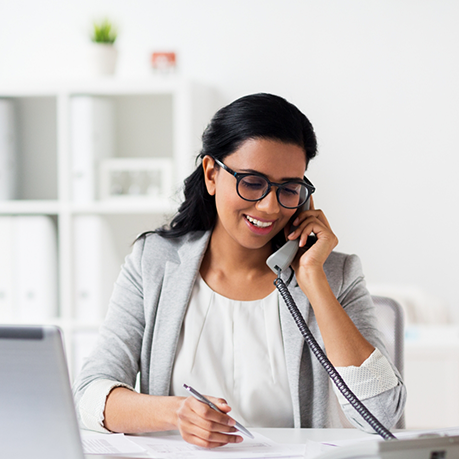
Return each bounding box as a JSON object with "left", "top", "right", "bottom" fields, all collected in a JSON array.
[{"left": 245, "top": 215, "right": 274, "bottom": 229}]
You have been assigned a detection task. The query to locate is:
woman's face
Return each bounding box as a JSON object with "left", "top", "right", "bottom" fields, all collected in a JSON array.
[{"left": 204, "top": 138, "right": 307, "bottom": 252}]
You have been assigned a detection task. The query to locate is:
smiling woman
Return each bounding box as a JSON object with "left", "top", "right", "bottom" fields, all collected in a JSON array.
[{"left": 72, "top": 93, "right": 406, "bottom": 449}]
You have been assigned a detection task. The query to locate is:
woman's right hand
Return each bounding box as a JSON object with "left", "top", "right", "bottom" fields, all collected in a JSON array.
[
  {"left": 104, "top": 388, "right": 242, "bottom": 448},
  {"left": 176, "top": 395, "right": 243, "bottom": 448}
]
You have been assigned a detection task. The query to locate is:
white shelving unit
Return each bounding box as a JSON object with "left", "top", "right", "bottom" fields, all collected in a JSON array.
[{"left": 0, "top": 77, "right": 215, "bottom": 379}]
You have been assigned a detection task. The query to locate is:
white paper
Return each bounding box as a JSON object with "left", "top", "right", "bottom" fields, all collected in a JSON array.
[
  {"left": 127, "top": 431, "right": 302, "bottom": 459},
  {"left": 303, "top": 439, "right": 336, "bottom": 459},
  {"left": 81, "top": 431, "right": 146, "bottom": 455}
]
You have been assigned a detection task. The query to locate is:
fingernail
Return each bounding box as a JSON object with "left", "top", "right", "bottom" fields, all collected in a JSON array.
[
  {"left": 228, "top": 418, "right": 236, "bottom": 426},
  {"left": 236, "top": 436, "right": 243, "bottom": 443}
]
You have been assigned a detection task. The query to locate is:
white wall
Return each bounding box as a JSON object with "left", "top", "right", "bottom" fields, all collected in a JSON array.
[{"left": 2, "top": 0, "right": 459, "bottom": 319}]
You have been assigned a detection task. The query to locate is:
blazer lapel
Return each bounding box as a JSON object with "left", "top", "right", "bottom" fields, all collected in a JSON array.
[
  {"left": 279, "top": 274, "right": 310, "bottom": 427},
  {"left": 150, "top": 231, "right": 211, "bottom": 395}
]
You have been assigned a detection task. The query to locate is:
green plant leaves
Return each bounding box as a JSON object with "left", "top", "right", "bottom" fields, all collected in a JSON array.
[{"left": 91, "top": 19, "right": 117, "bottom": 44}]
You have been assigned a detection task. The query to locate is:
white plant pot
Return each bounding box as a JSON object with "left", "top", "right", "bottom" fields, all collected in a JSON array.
[{"left": 88, "top": 43, "right": 118, "bottom": 76}]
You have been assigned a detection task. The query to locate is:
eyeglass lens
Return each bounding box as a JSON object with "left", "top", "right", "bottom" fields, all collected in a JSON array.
[{"left": 237, "top": 175, "right": 307, "bottom": 208}]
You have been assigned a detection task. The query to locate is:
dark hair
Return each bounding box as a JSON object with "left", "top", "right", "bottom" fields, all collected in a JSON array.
[{"left": 152, "top": 93, "right": 317, "bottom": 239}]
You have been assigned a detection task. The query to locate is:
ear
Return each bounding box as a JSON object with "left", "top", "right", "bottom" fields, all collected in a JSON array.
[{"left": 202, "top": 155, "right": 218, "bottom": 196}]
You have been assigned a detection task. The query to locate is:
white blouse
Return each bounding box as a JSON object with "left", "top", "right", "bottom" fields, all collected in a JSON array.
[{"left": 170, "top": 275, "right": 294, "bottom": 428}]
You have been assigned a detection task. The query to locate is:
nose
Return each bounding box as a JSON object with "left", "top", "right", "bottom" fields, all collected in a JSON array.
[{"left": 255, "top": 187, "right": 281, "bottom": 214}]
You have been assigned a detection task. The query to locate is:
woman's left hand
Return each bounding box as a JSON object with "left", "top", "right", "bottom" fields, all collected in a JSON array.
[{"left": 287, "top": 196, "right": 338, "bottom": 275}]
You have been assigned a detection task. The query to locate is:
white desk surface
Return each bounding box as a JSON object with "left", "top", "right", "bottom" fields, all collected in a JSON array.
[{"left": 85, "top": 428, "right": 381, "bottom": 458}]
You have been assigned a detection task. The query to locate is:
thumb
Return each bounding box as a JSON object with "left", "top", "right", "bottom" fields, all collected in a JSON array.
[{"left": 215, "top": 398, "right": 232, "bottom": 413}]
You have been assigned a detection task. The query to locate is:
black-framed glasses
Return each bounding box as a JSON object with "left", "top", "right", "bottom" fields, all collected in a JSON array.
[{"left": 213, "top": 158, "right": 315, "bottom": 209}]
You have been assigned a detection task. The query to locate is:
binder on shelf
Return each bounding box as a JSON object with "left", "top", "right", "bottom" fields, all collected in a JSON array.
[
  {"left": 0, "top": 99, "right": 16, "bottom": 200},
  {"left": 70, "top": 96, "right": 115, "bottom": 202},
  {"left": 73, "top": 215, "right": 122, "bottom": 322},
  {"left": 0, "top": 217, "right": 14, "bottom": 321},
  {"left": 0, "top": 216, "right": 58, "bottom": 322},
  {"left": 14, "top": 216, "right": 58, "bottom": 320}
]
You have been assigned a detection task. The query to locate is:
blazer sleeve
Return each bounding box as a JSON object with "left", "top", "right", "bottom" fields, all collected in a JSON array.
[
  {"left": 333, "top": 254, "right": 407, "bottom": 432},
  {"left": 72, "top": 236, "right": 148, "bottom": 424}
]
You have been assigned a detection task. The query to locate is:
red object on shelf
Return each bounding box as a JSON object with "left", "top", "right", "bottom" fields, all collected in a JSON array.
[{"left": 151, "top": 52, "right": 176, "bottom": 72}]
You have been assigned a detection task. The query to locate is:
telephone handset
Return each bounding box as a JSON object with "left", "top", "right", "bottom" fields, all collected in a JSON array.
[{"left": 266, "top": 198, "right": 310, "bottom": 274}]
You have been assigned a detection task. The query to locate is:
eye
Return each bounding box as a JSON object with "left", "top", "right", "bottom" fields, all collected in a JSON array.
[
  {"left": 280, "top": 183, "right": 301, "bottom": 196},
  {"left": 239, "top": 175, "right": 267, "bottom": 190}
]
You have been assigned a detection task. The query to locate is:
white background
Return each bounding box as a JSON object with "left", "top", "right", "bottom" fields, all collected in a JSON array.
[{"left": 1, "top": 0, "right": 459, "bottom": 320}]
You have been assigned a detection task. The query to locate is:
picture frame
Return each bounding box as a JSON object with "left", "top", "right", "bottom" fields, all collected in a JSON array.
[{"left": 100, "top": 158, "right": 173, "bottom": 201}]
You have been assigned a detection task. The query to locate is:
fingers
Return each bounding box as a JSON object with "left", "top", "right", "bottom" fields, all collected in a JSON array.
[
  {"left": 289, "top": 210, "right": 333, "bottom": 245},
  {"left": 286, "top": 200, "right": 338, "bottom": 267},
  {"left": 177, "top": 397, "right": 243, "bottom": 448},
  {"left": 212, "top": 397, "right": 232, "bottom": 414},
  {"left": 184, "top": 427, "right": 242, "bottom": 449}
]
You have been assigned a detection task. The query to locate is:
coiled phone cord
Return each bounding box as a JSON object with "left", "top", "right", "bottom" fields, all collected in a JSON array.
[{"left": 273, "top": 273, "right": 397, "bottom": 441}]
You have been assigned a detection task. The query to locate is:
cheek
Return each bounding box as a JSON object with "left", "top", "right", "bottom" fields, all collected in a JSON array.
[{"left": 215, "top": 188, "right": 245, "bottom": 218}]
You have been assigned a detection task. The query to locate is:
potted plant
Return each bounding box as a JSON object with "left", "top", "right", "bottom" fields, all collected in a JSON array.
[{"left": 88, "top": 18, "right": 118, "bottom": 76}]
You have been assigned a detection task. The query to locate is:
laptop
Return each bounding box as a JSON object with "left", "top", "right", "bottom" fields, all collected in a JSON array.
[{"left": 0, "top": 325, "right": 85, "bottom": 458}]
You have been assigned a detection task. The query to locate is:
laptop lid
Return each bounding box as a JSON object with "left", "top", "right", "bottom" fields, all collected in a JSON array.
[{"left": 0, "top": 325, "right": 84, "bottom": 459}]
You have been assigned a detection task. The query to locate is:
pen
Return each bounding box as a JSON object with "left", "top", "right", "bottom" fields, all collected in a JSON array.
[{"left": 183, "top": 384, "right": 254, "bottom": 439}]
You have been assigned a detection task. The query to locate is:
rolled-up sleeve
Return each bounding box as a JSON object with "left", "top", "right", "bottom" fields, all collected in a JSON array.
[
  {"left": 334, "top": 348, "right": 398, "bottom": 404},
  {"left": 78, "top": 379, "right": 135, "bottom": 432}
]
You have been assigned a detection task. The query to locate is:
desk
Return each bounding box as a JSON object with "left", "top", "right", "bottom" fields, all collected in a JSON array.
[
  {"left": 85, "top": 428, "right": 378, "bottom": 459},
  {"left": 252, "top": 427, "right": 375, "bottom": 443}
]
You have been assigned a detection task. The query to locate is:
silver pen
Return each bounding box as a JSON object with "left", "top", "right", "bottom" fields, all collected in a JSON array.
[{"left": 183, "top": 384, "right": 254, "bottom": 439}]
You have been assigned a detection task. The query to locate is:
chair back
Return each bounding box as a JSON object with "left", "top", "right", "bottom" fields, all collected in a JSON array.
[{"left": 372, "top": 295, "right": 405, "bottom": 429}]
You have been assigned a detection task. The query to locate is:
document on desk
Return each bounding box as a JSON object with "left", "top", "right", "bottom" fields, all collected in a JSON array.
[
  {"left": 81, "top": 431, "right": 147, "bottom": 455},
  {"left": 127, "top": 430, "right": 303, "bottom": 459}
]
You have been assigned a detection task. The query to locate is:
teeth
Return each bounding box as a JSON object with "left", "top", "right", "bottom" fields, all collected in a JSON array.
[{"left": 246, "top": 215, "right": 273, "bottom": 228}]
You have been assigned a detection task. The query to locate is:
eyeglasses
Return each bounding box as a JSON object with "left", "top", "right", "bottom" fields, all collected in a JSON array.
[{"left": 213, "top": 158, "right": 315, "bottom": 209}]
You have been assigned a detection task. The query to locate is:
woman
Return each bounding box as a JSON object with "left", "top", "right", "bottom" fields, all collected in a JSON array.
[{"left": 73, "top": 93, "right": 406, "bottom": 448}]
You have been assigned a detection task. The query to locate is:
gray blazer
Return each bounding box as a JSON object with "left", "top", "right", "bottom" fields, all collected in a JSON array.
[{"left": 73, "top": 230, "right": 406, "bottom": 431}]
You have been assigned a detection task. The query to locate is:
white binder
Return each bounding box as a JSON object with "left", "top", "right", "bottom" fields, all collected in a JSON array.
[
  {"left": 73, "top": 215, "right": 121, "bottom": 322},
  {"left": 70, "top": 96, "right": 115, "bottom": 202},
  {"left": 0, "top": 99, "right": 16, "bottom": 200},
  {"left": 0, "top": 216, "right": 14, "bottom": 320},
  {"left": 0, "top": 216, "right": 58, "bottom": 321},
  {"left": 14, "top": 216, "right": 58, "bottom": 320}
]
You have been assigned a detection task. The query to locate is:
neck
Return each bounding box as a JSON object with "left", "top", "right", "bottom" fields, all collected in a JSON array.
[
  {"left": 202, "top": 224, "right": 274, "bottom": 277},
  {"left": 199, "top": 223, "right": 278, "bottom": 300}
]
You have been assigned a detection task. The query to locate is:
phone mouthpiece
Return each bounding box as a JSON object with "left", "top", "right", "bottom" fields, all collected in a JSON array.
[{"left": 266, "top": 240, "right": 299, "bottom": 274}]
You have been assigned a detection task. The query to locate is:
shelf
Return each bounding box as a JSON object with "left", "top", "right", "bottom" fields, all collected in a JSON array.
[
  {"left": 0, "top": 76, "right": 190, "bottom": 97},
  {"left": 0, "top": 79, "right": 215, "bottom": 379},
  {"left": 0, "top": 200, "right": 61, "bottom": 214},
  {"left": 70, "top": 199, "right": 177, "bottom": 215}
]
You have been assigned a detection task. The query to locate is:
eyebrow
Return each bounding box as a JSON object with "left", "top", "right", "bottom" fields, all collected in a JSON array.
[{"left": 238, "top": 167, "right": 305, "bottom": 182}]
